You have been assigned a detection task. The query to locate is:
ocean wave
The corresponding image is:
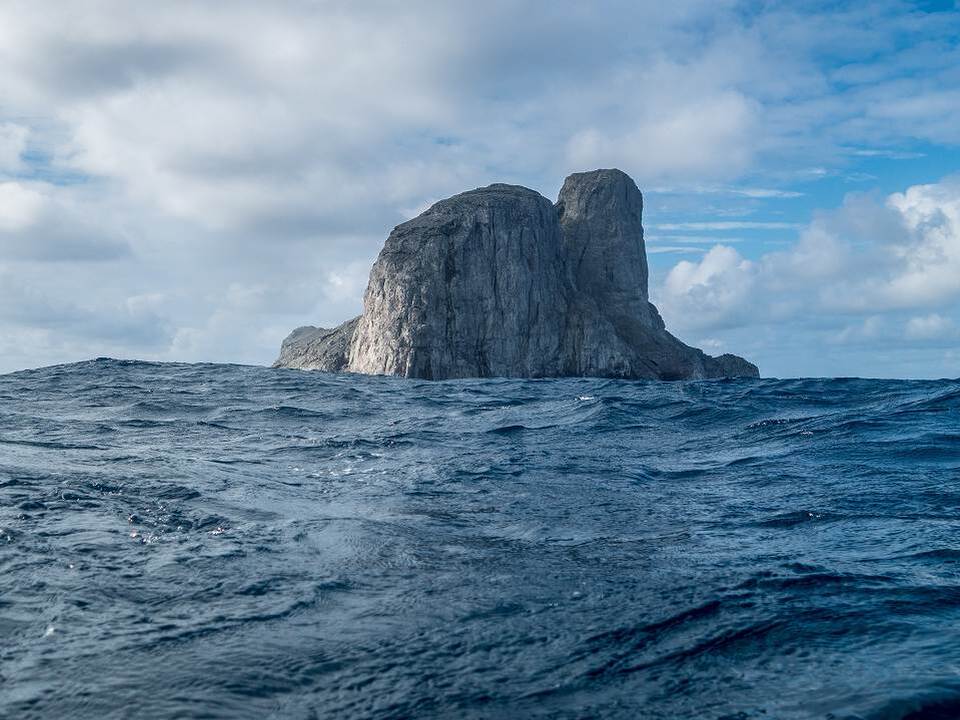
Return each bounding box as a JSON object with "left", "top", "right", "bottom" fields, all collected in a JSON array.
[{"left": 1, "top": 359, "right": 959, "bottom": 719}]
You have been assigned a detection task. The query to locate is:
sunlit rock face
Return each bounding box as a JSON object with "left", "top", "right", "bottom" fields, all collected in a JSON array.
[
  {"left": 274, "top": 169, "right": 759, "bottom": 380},
  {"left": 348, "top": 183, "right": 570, "bottom": 379}
]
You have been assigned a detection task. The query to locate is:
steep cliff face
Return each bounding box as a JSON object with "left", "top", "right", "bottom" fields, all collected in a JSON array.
[
  {"left": 558, "top": 169, "right": 649, "bottom": 310},
  {"left": 558, "top": 169, "right": 663, "bottom": 377},
  {"left": 348, "top": 184, "right": 570, "bottom": 379},
  {"left": 554, "top": 169, "right": 757, "bottom": 380},
  {"left": 274, "top": 169, "right": 759, "bottom": 380}
]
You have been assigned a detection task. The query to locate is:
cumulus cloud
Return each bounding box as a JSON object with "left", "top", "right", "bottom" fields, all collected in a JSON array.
[
  {"left": 657, "top": 177, "right": 960, "bottom": 355},
  {"left": 661, "top": 246, "right": 756, "bottom": 329},
  {"left": 884, "top": 180, "right": 960, "bottom": 306}
]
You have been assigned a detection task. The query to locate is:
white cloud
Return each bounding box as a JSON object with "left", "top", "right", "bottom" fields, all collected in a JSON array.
[
  {"left": 905, "top": 313, "right": 956, "bottom": 341},
  {"left": 657, "top": 177, "right": 960, "bottom": 359},
  {"left": 323, "top": 262, "right": 371, "bottom": 305},
  {"left": 0, "top": 182, "right": 44, "bottom": 230},
  {"left": 0, "top": 266, "right": 172, "bottom": 346},
  {"left": 830, "top": 316, "right": 886, "bottom": 345},
  {"left": 699, "top": 337, "right": 725, "bottom": 352},
  {"left": 883, "top": 180, "right": 960, "bottom": 306},
  {"left": 0, "top": 181, "right": 129, "bottom": 261},
  {"left": 850, "top": 149, "right": 925, "bottom": 160},
  {"left": 567, "top": 91, "right": 759, "bottom": 181},
  {"left": 660, "top": 245, "right": 756, "bottom": 329}
]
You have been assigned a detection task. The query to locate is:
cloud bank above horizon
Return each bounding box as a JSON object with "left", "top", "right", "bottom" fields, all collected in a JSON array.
[{"left": 1, "top": 0, "right": 960, "bottom": 377}]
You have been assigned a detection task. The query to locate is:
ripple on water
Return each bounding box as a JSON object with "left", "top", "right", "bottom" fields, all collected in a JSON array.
[{"left": 0, "top": 361, "right": 958, "bottom": 719}]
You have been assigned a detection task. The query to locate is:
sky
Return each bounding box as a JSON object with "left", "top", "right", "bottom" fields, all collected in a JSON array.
[{"left": 1, "top": 0, "right": 960, "bottom": 378}]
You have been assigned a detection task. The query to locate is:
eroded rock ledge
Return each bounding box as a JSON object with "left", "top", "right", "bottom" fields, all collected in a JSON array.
[{"left": 274, "top": 169, "right": 758, "bottom": 380}]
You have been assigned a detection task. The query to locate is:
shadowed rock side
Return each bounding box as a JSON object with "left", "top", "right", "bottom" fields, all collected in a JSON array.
[{"left": 274, "top": 169, "right": 758, "bottom": 380}]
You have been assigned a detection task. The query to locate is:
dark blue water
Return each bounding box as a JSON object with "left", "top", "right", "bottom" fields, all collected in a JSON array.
[{"left": 2, "top": 360, "right": 960, "bottom": 719}]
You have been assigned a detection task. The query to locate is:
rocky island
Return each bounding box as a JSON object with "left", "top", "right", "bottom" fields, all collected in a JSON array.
[{"left": 274, "top": 169, "right": 758, "bottom": 380}]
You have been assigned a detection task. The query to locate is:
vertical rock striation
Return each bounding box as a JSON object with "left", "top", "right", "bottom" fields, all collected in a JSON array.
[
  {"left": 348, "top": 185, "right": 569, "bottom": 379},
  {"left": 274, "top": 169, "right": 759, "bottom": 380}
]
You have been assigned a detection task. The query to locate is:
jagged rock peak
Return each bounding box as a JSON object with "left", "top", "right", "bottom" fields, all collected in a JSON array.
[
  {"left": 557, "top": 169, "right": 648, "bottom": 301},
  {"left": 273, "top": 169, "right": 759, "bottom": 380}
]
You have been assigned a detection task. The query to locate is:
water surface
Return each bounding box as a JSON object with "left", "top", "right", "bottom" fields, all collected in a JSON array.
[{"left": 2, "top": 359, "right": 959, "bottom": 718}]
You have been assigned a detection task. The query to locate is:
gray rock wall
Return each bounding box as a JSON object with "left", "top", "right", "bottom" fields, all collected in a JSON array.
[{"left": 348, "top": 185, "right": 570, "bottom": 379}]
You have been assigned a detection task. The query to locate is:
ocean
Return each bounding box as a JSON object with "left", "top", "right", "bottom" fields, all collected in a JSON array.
[{"left": 1, "top": 358, "right": 959, "bottom": 719}]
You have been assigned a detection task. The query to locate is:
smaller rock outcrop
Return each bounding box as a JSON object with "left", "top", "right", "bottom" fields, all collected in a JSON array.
[
  {"left": 348, "top": 184, "right": 570, "bottom": 379},
  {"left": 272, "top": 318, "right": 358, "bottom": 372}
]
